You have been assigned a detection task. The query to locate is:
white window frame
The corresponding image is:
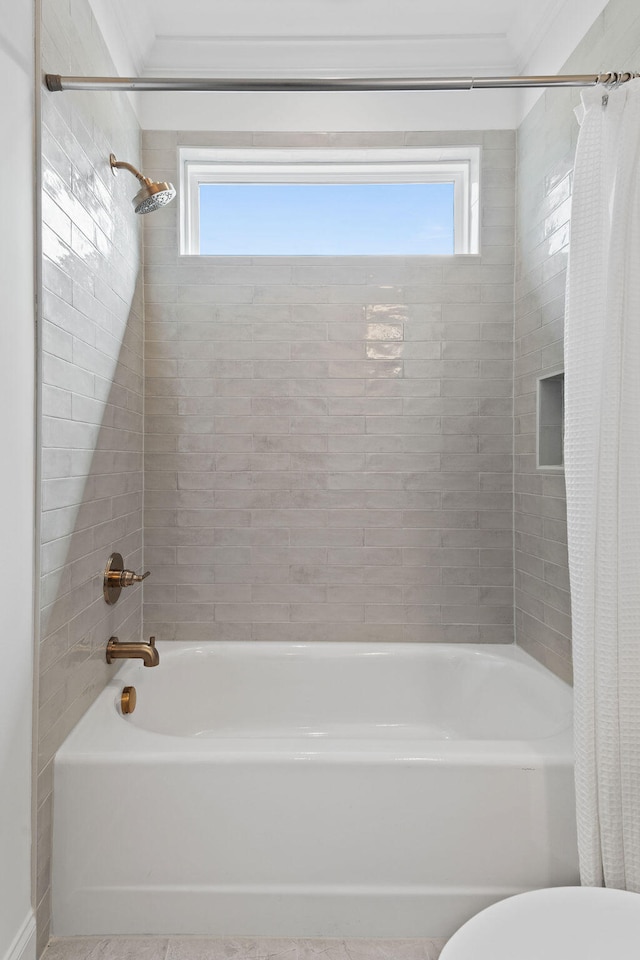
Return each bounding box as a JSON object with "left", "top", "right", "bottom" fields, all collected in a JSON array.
[{"left": 179, "top": 146, "right": 480, "bottom": 257}]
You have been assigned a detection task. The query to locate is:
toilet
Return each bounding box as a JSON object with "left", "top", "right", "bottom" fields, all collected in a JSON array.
[{"left": 440, "top": 886, "right": 640, "bottom": 959}]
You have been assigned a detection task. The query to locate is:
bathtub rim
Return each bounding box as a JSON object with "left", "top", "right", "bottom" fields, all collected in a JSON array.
[{"left": 55, "top": 641, "right": 573, "bottom": 764}]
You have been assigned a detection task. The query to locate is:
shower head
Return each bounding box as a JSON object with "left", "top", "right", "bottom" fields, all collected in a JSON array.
[
  {"left": 109, "top": 153, "right": 176, "bottom": 215},
  {"left": 131, "top": 180, "right": 177, "bottom": 215}
]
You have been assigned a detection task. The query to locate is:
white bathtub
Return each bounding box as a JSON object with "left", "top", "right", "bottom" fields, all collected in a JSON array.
[{"left": 51, "top": 642, "right": 578, "bottom": 938}]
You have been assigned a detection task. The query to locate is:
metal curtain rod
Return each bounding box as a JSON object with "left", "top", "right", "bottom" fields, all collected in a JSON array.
[{"left": 45, "top": 71, "right": 639, "bottom": 93}]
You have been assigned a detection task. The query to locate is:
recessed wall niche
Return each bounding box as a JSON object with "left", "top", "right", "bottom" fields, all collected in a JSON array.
[{"left": 537, "top": 370, "right": 565, "bottom": 471}]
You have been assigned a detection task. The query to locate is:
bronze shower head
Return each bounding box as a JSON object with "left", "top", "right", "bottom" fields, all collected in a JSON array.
[{"left": 109, "top": 153, "right": 176, "bottom": 214}]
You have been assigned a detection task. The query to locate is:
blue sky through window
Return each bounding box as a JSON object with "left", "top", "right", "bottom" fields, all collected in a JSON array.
[{"left": 199, "top": 182, "right": 455, "bottom": 255}]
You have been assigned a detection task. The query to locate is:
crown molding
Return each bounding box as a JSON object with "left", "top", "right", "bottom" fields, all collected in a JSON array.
[
  {"left": 148, "top": 0, "right": 515, "bottom": 38},
  {"left": 150, "top": 33, "right": 508, "bottom": 43},
  {"left": 144, "top": 34, "right": 516, "bottom": 77}
]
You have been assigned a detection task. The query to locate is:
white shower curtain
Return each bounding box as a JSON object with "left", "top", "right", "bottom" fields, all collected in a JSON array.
[{"left": 565, "top": 77, "right": 640, "bottom": 891}]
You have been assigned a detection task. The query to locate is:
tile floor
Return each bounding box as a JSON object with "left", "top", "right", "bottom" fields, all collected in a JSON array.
[{"left": 42, "top": 938, "right": 447, "bottom": 960}]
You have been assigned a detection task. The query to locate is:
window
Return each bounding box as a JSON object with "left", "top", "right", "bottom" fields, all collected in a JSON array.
[{"left": 179, "top": 147, "right": 480, "bottom": 256}]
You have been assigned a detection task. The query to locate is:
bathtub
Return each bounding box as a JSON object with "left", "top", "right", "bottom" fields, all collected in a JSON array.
[{"left": 51, "top": 642, "right": 578, "bottom": 938}]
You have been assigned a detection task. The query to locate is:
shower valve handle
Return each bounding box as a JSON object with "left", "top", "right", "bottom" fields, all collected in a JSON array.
[
  {"left": 119, "top": 569, "right": 151, "bottom": 587},
  {"left": 104, "top": 553, "right": 151, "bottom": 605}
]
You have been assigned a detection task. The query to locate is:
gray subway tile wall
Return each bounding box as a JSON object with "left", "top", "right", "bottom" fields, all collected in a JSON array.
[
  {"left": 514, "top": 0, "right": 640, "bottom": 683},
  {"left": 141, "top": 131, "right": 515, "bottom": 645},
  {"left": 39, "top": 0, "right": 143, "bottom": 948}
]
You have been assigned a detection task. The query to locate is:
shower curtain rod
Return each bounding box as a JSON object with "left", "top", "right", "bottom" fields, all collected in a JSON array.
[{"left": 45, "top": 71, "right": 639, "bottom": 93}]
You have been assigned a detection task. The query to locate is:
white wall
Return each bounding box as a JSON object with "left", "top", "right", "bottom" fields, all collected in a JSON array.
[{"left": 0, "top": 2, "right": 36, "bottom": 960}]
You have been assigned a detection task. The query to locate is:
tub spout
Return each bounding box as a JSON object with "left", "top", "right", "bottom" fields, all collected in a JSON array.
[{"left": 106, "top": 635, "right": 160, "bottom": 668}]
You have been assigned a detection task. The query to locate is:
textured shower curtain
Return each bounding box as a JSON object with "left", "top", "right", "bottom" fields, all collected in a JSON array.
[{"left": 565, "top": 78, "right": 640, "bottom": 891}]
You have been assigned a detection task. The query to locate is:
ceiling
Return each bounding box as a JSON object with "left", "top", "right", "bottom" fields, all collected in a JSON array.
[
  {"left": 91, "top": 0, "right": 577, "bottom": 76},
  {"left": 87, "top": 0, "right": 610, "bottom": 130}
]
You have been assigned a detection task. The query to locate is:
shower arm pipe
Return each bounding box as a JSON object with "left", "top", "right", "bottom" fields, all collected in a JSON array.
[
  {"left": 45, "top": 71, "right": 639, "bottom": 93},
  {"left": 110, "top": 156, "right": 149, "bottom": 184}
]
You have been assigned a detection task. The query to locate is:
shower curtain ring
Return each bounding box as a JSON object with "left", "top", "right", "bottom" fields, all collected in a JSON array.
[{"left": 601, "top": 71, "right": 621, "bottom": 105}]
